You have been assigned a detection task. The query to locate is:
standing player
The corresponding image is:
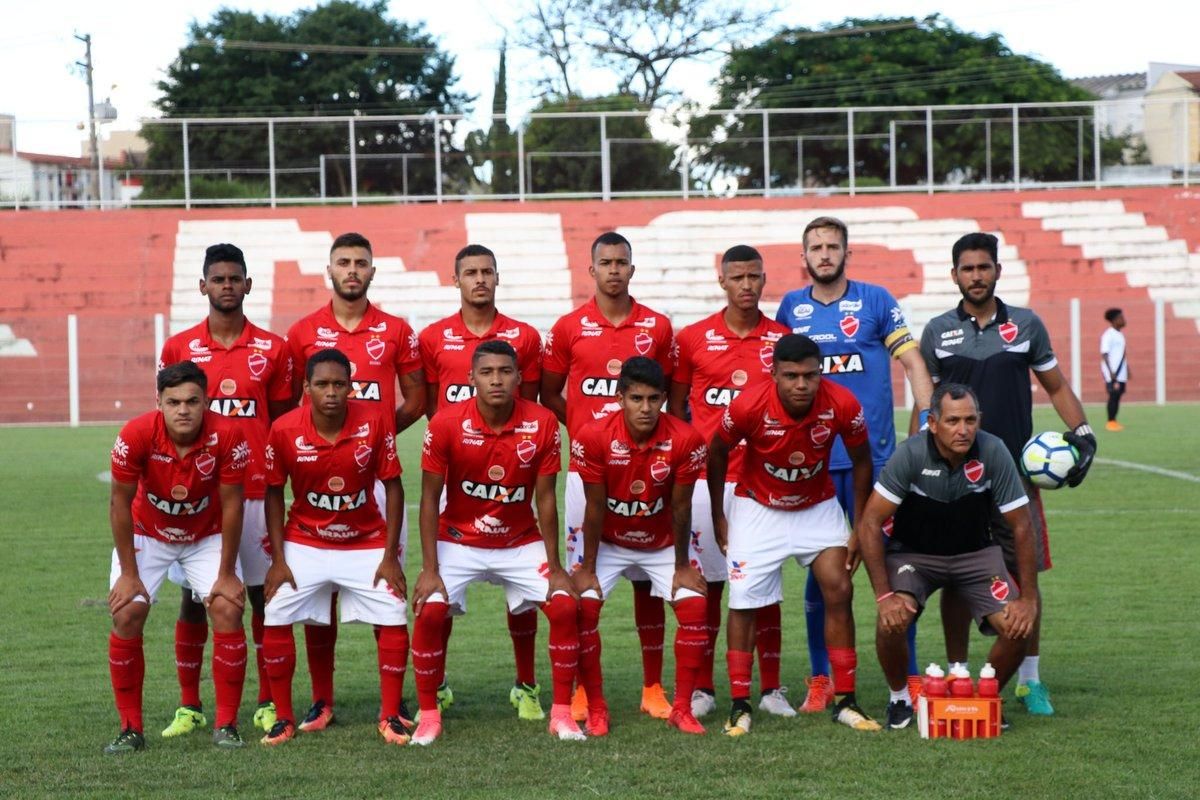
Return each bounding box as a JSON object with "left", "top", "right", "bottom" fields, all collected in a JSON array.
[
  {"left": 541, "top": 231, "right": 675, "bottom": 720},
  {"left": 1100, "top": 308, "right": 1128, "bottom": 431},
  {"left": 708, "top": 334, "right": 880, "bottom": 736},
  {"left": 418, "top": 243, "right": 544, "bottom": 720},
  {"left": 104, "top": 362, "right": 249, "bottom": 754},
  {"left": 669, "top": 245, "right": 790, "bottom": 720},
  {"left": 410, "top": 340, "right": 584, "bottom": 745},
  {"left": 285, "top": 232, "right": 425, "bottom": 731},
  {"left": 158, "top": 243, "right": 293, "bottom": 740},
  {"left": 920, "top": 232, "right": 1096, "bottom": 716},
  {"left": 775, "top": 216, "right": 934, "bottom": 711},
  {"left": 259, "top": 349, "right": 410, "bottom": 746},
  {"left": 572, "top": 357, "right": 711, "bottom": 736}
]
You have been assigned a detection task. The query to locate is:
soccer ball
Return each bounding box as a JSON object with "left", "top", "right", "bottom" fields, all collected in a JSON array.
[{"left": 1020, "top": 431, "right": 1079, "bottom": 490}]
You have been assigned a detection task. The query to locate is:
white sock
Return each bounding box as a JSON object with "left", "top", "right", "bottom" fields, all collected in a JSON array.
[
  {"left": 1018, "top": 656, "right": 1040, "bottom": 685},
  {"left": 889, "top": 688, "right": 911, "bottom": 706}
]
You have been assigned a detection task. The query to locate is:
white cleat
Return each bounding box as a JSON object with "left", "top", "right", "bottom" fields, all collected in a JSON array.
[
  {"left": 759, "top": 687, "right": 798, "bottom": 718},
  {"left": 691, "top": 689, "right": 717, "bottom": 719},
  {"left": 409, "top": 711, "right": 442, "bottom": 746},
  {"left": 548, "top": 705, "right": 587, "bottom": 741}
]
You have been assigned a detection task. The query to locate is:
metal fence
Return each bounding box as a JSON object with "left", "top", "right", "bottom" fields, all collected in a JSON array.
[{"left": 1, "top": 97, "right": 1197, "bottom": 209}]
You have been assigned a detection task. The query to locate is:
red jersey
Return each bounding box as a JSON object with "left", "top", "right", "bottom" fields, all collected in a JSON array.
[
  {"left": 543, "top": 296, "right": 674, "bottom": 439},
  {"left": 159, "top": 319, "right": 292, "bottom": 500},
  {"left": 418, "top": 310, "right": 542, "bottom": 412},
  {"left": 264, "top": 403, "right": 401, "bottom": 550},
  {"left": 673, "top": 310, "right": 788, "bottom": 480},
  {"left": 285, "top": 302, "right": 422, "bottom": 427},
  {"left": 421, "top": 397, "right": 561, "bottom": 550},
  {"left": 110, "top": 410, "right": 248, "bottom": 545},
  {"left": 571, "top": 412, "right": 707, "bottom": 551},
  {"left": 717, "top": 380, "right": 867, "bottom": 511}
]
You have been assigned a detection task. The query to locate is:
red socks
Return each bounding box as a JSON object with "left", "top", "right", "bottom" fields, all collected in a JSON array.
[
  {"left": 211, "top": 630, "right": 247, "bottom": 728},
  {"left": 262, "top": 625, "right": 297, "bottom": 723},
  {"left": 696, "top": 583, "right": 724, "bottom": 691},
  {"left": 251, "top": 612, "right": 270, "bottom": 704},
  {"left": 109, "top": 632, "right": 145, "bottom": 732},
  {"left": 672, "top": 597, "right": 708, "bottom": 713},
  {"left": 829, "top": 647, "right": 858, "bottom": 695},
  {"left": 542, "top": 593, "right": 581, "bottom": 706},
  {"left": 174, "top": 619, "right": 207, "bottom": 708},
  {"left": 412, "top": 602, "right": 449, "bottom": 713},
  {"left": 633, "top": 584, "right": 665, "bottom": 687},
  {"left": 507, "top": 608, "right": 538, "bottom": 686},
  {"left": 376, "top": 625, "right": 409, "bottom": 721},
  {"left": 576, "top": 598, "right": 605, "bottom": 709},
  {"left": 304, "top": 597, "right": 338, "bottom": 705},
  {"left": 727, "top": 649, "right": 754, "bottom": 702},
  {"left": 755, "top": 602, "right": 782, "bottom": 693}
]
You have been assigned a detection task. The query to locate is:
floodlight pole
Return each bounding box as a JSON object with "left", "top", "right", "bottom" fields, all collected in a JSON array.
[{"left": 75, "top": 33, "right": 100, "bottom": 208}]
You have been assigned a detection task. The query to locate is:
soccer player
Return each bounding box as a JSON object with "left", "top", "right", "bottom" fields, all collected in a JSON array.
[
  {"left": 104, "top": 362, "right": 250, "bottom": 754},
  {"left": 410, "top": 340, "right": 584, "bottom": 745},
  {"left": 775, "top": 216, "right": 935, "bottom": 712},
  {"left": 669, "top": 244, "right": 790, "bottom": 720},
  {"left": 856, "top": 383, "right": 1038, "bottom": 730},
  {"left": 259, "top": 349, "right": 410, "bottom": 746},
  {"left": 572, "top": 357, "right": 711, "bottom": 736},
  {"left": 285, "top": 231, "right": 425, "bottom": 731},
  {"left": 541, "top": 231, "right": 675, "bottom": 720},
  {"left": 709, "top": 334, "right": 880, "bottom": 736},
  {"left": 158, "top": 243, "right": 293, "bottom": 739},
  {"left": 1100, "top": 308, "right": 1128, "bottom": 431},
  {"left": 418, "top": 243, "right": 544, "bottom": 720},
  {"left": 920, "top": 232, "right": 1097, "bottom": 716}
]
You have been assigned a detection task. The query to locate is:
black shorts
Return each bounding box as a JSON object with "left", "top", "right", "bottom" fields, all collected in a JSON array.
[
  {"left": 990, "top": 476, "right": 1050, "bottom": 572},
  {"left": 885, "top": 545, "right": 1019, "bottom": 636}
]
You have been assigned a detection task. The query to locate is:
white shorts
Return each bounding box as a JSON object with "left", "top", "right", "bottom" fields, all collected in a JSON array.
[
  {"left": 565, "top": 471, "right": 585, "bottom": 573},
  {"left": 167, "top": 498, "right": 268, "bottom": 589},
  {"left": 581, "top": 541, "right": 703, "bottom": 603},
  {"left": 264, "top": 542, "right": 408, "bottom": 627},
  {"left": 428, "top": 540, "right": 557, "bottom": 616},
  {"left": 110, "top": 534, "right": 237, "bottom": 605},
  {"left": 726, "top": 495, "right": 849, "bottom": 610},
  {"left": 373, "top": 479, "right": 409, "bottom": 567},
  {"left": 689, "top": 480, "right": 735, "bottom": 581}
]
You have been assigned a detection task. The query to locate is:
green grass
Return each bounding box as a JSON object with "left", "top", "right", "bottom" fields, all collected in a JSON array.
[{"left": 2, "top": 404, "right": 1198, "bottom": 799}]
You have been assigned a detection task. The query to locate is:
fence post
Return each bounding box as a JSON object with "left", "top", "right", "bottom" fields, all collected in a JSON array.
[
  {"left": 68, "top": 314, "right": 80, "bottom": 427},
  {"left": 797, "top": 136, "right": 804, "bottom": 195},
  {"left": 762, "top": 110, "right": 771, "bottom": 198},
  {"left": 1183, "top": 97, "right": 1191, "bottom": 188},
  {"left": 268, "top": 119, "right": 276, "bottom": 208},
  {"left": 681, "top": 141, "right": 690, "bottom": 200},
  {"left": 433, "top": 113, "right": 443, "bottom": 203},
  {"left": 926, "top": 106, "right": 934, "bottom": 194},
  {"left": 517, "top": 126, "right": 526, "bottom": 202},
  {"left": 319, "top": 154, "right": 326, "bottom": 199},
  {"left": 847, "top": 109, "right": 855, "bottom": 196},
  {"left": 154, "top": 313, "right": 165, "bottom": 372},
  {"left": 11, "top": 116, "right": 19, "bottom": 211},
  {"left": 1093, "top": 104, "right": 1102, "bottom": 188},
  {"left": 1012, "top": 105, "right": 1020, "bottom": 191},
  {"left": 986, "top": 118, "right": 992, "bottom": 184},
  {"left": 1155, "top": 298, "right": 1166, "bottom": 404},
  {"left": 348, "top": 119, "right": 357, "bottom": 207},
  {"left": 600, "top": 115, "right": 611, "bottom": 201},
  {"left": 1069, "top": 297, "right": 1081, "bottom": 397},
  {"left": 182, "top": 121, "right": 191, "bottom": 210},
  {"left": 889, "top": 120, "right": 897, "bottom": 188}
]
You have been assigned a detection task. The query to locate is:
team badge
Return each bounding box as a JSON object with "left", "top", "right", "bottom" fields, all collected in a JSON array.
[
  {"left": 731, "top": 369, "right": 748, "bottom": 387},
  {"left": 219, "top": 378, "right": 237, "bottom": 396},
  {"left": 194, "top": 453, "right": 215, "bottom": 477},
  {"left": 171, "top": 484, "right": 188, "bottom": 500},
  {"left": 630, "top": 480, "right": 646, "bottom": 494},
  {"left": 759, "top": 344, "right": 775, "bottom": 369},
  {"left": 990, "top": 578, "right": 1010, "bottom": 601},
  {"left": 650, "top": 461, "right": 671, "bottom": 483},
  {"left": 328, "top": 476, "right": 345, "bottom": 492},
  {"left": 354, "top": 444, "right": 373, "bottom": 468},
  {"left": 999, "top": 321, "right": 1018, "bottom": 344},
  {"left": 810, "top": 422, "right": 831, "bottom": 446},
  {"left": 964, "top": 459, "right": 985, "bottom": 483},
  {"left": 839, "top": 315, "right": 860, "bottom": 338},
  {"left": 788, "top": 451, "right": 806, "bottom": 465},
  {"left": 366, "top": 338, "right": 386, "bottom": 361},
  {"left": 247, "top": 352, "right": 267, "bottom": 377},
  {"left": 516, "top": 440, "right": 536, "bottom": 464},
  {"left": 606, "top": 358, "right": 622, "bottom": 376},
  {"left": 634, "top": 331, "right": 653, "bottom": 355},
  {"left": 488, "top": 464, "right": 506, "bottom": 481}
]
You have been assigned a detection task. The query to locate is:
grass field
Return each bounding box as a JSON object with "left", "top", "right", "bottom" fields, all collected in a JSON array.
[{"left": 2, "top": 403, "right": 1198, "bottom": 799}]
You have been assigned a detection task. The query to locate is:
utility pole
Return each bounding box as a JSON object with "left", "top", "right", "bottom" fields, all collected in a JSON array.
[{"left": 75, "top": 33, "right": 99, "bottom": 205}]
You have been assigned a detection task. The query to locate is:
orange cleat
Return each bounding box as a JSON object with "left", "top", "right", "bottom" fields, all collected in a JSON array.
[
  {"left": 260, "top": 720, "right": 295, "bottom": 746},
  {"left": 586, "top": 704, "right": 610, "bottom": 737},
  {"left": 409, "top": 709, "right": 442, "bottom": 746},
  {"left": 378, "top": 716, "right": 411, "bottom": 746},
  {"left": 640, "top": 683, "right": 672, "bottom": 719},
  {"left": 570, "top": 685, "right": 588, "bottom": 722},
  {"left": 297, "top": 701, "right": 335, "bottom": 732},
  {"left": 667, "top": 708, "right": 706, "bottom": 735},
  {"left": 798, "top": 675, "right": 834, "bottom": 713}
]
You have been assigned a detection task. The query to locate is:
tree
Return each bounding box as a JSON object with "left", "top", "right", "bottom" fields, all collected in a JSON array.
[
  {"left": 143, "top": 1, "right": 470, "bottom": 200},
  {"left": 695, "top": 15, "right": 1102, "bottom": 189},
  {"left": 463, "top": 41, "right": 520, "bottom": 196}
]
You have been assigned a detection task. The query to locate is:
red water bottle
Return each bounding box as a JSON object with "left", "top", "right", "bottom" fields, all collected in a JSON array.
[
  {"left": 949, "top": 665, "right": 973, "bottom": 738},
  {"left": 923, "top": 664, "right": 948, "bottom": 737},
  {"left": 978, "top": 663, "right": 1000, "bottom": 737}
]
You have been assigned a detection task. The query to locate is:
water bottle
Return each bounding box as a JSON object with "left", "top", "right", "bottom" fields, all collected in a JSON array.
[
  {"left": 922, "top": 664, "right": 948, "bottom": 737},
  {"left": 977, "top": 663, "right": 1000, "bottom": 737},
  {"left": 949, "top": 665, "right": 973, "bottom": 737}
]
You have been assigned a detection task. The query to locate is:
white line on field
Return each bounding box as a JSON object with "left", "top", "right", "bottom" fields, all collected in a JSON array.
[{"left": 1097, "top": 457, "right": 1200, "bottom": 483}]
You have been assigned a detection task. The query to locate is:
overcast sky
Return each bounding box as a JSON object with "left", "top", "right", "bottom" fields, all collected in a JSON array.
[{"left": 1, "top": 0, "right": 1195, "bottom": 155}]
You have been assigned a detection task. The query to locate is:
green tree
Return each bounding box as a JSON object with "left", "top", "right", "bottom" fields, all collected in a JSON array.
[
  {"left": 143, "top": 0, "right": 469, "bottom": 200},
  {"left": 463, "top": 41, "right": 520, "bottom": 196}
]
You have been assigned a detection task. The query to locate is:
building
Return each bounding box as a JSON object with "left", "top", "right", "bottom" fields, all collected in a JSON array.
[{"left": 1144, "top": 69, "right": 1200, "bottom": 167}]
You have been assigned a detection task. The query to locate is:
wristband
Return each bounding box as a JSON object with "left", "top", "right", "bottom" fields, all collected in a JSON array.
[
  {"left": 875, "top": 591, "right": 896, "bottom": 603},
  {"left": 918, "top": 409, "right": 930, "bottom": 429},
  {"left": 1073, "top": 423, "right": 1094, "bottom": 438}
]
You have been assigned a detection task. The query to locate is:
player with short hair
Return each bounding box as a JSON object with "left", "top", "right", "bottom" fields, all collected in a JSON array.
[
  {"left": 259, "top": 349, "right": 410, "bottom": 746},
  {"left": 709, "top": 334, "right": 880, "bottom": 736},
  {"left": 920, "top": 231, "right": 1096, "bottom": 716},
  {"left": 1101, "top": 307, "right": 1128, "bottom": 431},
  {"left": 410, "top": 340, "right": 584, "bottom": 745},
  {"left": 856, "top": 382, "right": 1038, "bottom": 730},
  {"left": 541, "top": 231, "right": 676, "bottom": 720},
  {"left": 775, "top": 215, "right": 935, "bottom": 712},
  {"left": 417, "top": 243, "right": 545, "bottom": 720},
  {"left": 284, "top": 232, "right": 425, "bottom": 731},
  {"left": 104, "top": 362, "right": 250, "bottom": 754},
  {"left": 158, "top": 242, "right": 293, "bottom": 739},
  {"left": 572, "top": 357, "right": 711, "bottom": 736},
  {"left": 669, "top": 244, "right": 791, "bottom": 720}
]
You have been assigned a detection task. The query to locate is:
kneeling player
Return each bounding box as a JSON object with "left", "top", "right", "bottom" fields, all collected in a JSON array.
[
  {"left": 709, "top": 334, "right": 880, "bottom": 735},
  {"left": 260, "top": 350, "right": 410, "bottom": 746},
  {"left": 105, "top": 362, "right": 249, "bottom": 754},
  {"left": 571, "top": 357, "right": 711, "bottom": 735},
  {"left": 410, "top": 340, "right": 584, "bottom": 744},
  {"left": 856, "top": 383, "right": 1037, "bottom": 730}
]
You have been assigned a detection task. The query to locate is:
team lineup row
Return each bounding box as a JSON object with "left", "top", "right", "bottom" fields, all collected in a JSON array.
[{"left": 101, "top": 220, "right": 1097, "bottom": 753}]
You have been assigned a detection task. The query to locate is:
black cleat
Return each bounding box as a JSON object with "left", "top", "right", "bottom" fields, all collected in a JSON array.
[
  {"left": 885, "top": 700, "right": 914, "bottom": 730},
  {"left": 103, "top": 727, "right": 146, "bottom": 755}
]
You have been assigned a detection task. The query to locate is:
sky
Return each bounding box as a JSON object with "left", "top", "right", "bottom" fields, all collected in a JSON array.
[{"left": 1, "top": 0, "right": 1196, "bottom": 156}]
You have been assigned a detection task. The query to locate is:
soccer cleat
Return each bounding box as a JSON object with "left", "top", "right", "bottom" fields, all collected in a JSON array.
[
  {"left": 410, "top": 709, "right": 442, "bottom": 746},
  {"left": 548, "top": 705, "right": 587, "bottom": 741},
  {"left": 260, "top": 720, "right": 295, "bottom": 746},
  {"left": 253, "top": 701, "right": 277, "bottom": 732},
  {"left": 1017, "top": 681, "right": 1055, "bottom": 715},
  {"left": 832, "top": 696, "right": 883, "bottom": 732},
  {"left": 759, "top": 687, "right": 798, "bottom": 718},
  {"left": 586, "top": 705, "right": 610, "bottom": 737},
  {"left": 691, "top": 688, "right": 717, "bottom": 719},
  {"left": 437, "top": 681, "right": 455, "bottom": 712},
  {"left": 570, "top": 685, "right": 588, "bottom": 722},
  {"left": 1105, "top": 420, "right": 1124, "bottom": 432},
  {"left": 798, "top": 675, "right": 834, "bottom": 713},
  {"left": 640, "top": 683, "right": 672, "bottom": 719},
  {"left": 885, "top": 701, "right": 914, "bottom": 730},
  {"left": 1001, "top": 714, "right": 1011, "bottom": 731},
  {"left": 509, "top": 682, "right": 546, "bottom": 721},
  {"left": 297, "top": 700, "right": 335, "bottom": 732},
  {"left": 103, "top": 728, "right": 146, "bottom": 755},
  {"left": 378, "top": 716, "right": 411, "bottom": 746},
  {"left": 161, "top": 705, "right": 206, "bottom": 738},
  {"left": 667, "top": 708, "right": 706, "bottom": 735},
  {"left": 723, "top": 701, "right": 752, "bottom": 737},
  {"left": 907, "top": 675, "right": 924, "bottom": 706},
  {"left": 398, "top": 699, "right": 415, "bottom": 728},
  {"left": 213, "top": 725, "right": 245, "bottom": 749}
]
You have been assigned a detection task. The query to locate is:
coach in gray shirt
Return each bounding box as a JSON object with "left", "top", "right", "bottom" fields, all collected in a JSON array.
[{"left": 853, "top": 382, "right": 1038, "bottom": 730}]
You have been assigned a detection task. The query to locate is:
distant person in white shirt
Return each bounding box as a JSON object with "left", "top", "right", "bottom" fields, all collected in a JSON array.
[{"left": 1100, "top": 308, "right": 1127, "bottom": 431}]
